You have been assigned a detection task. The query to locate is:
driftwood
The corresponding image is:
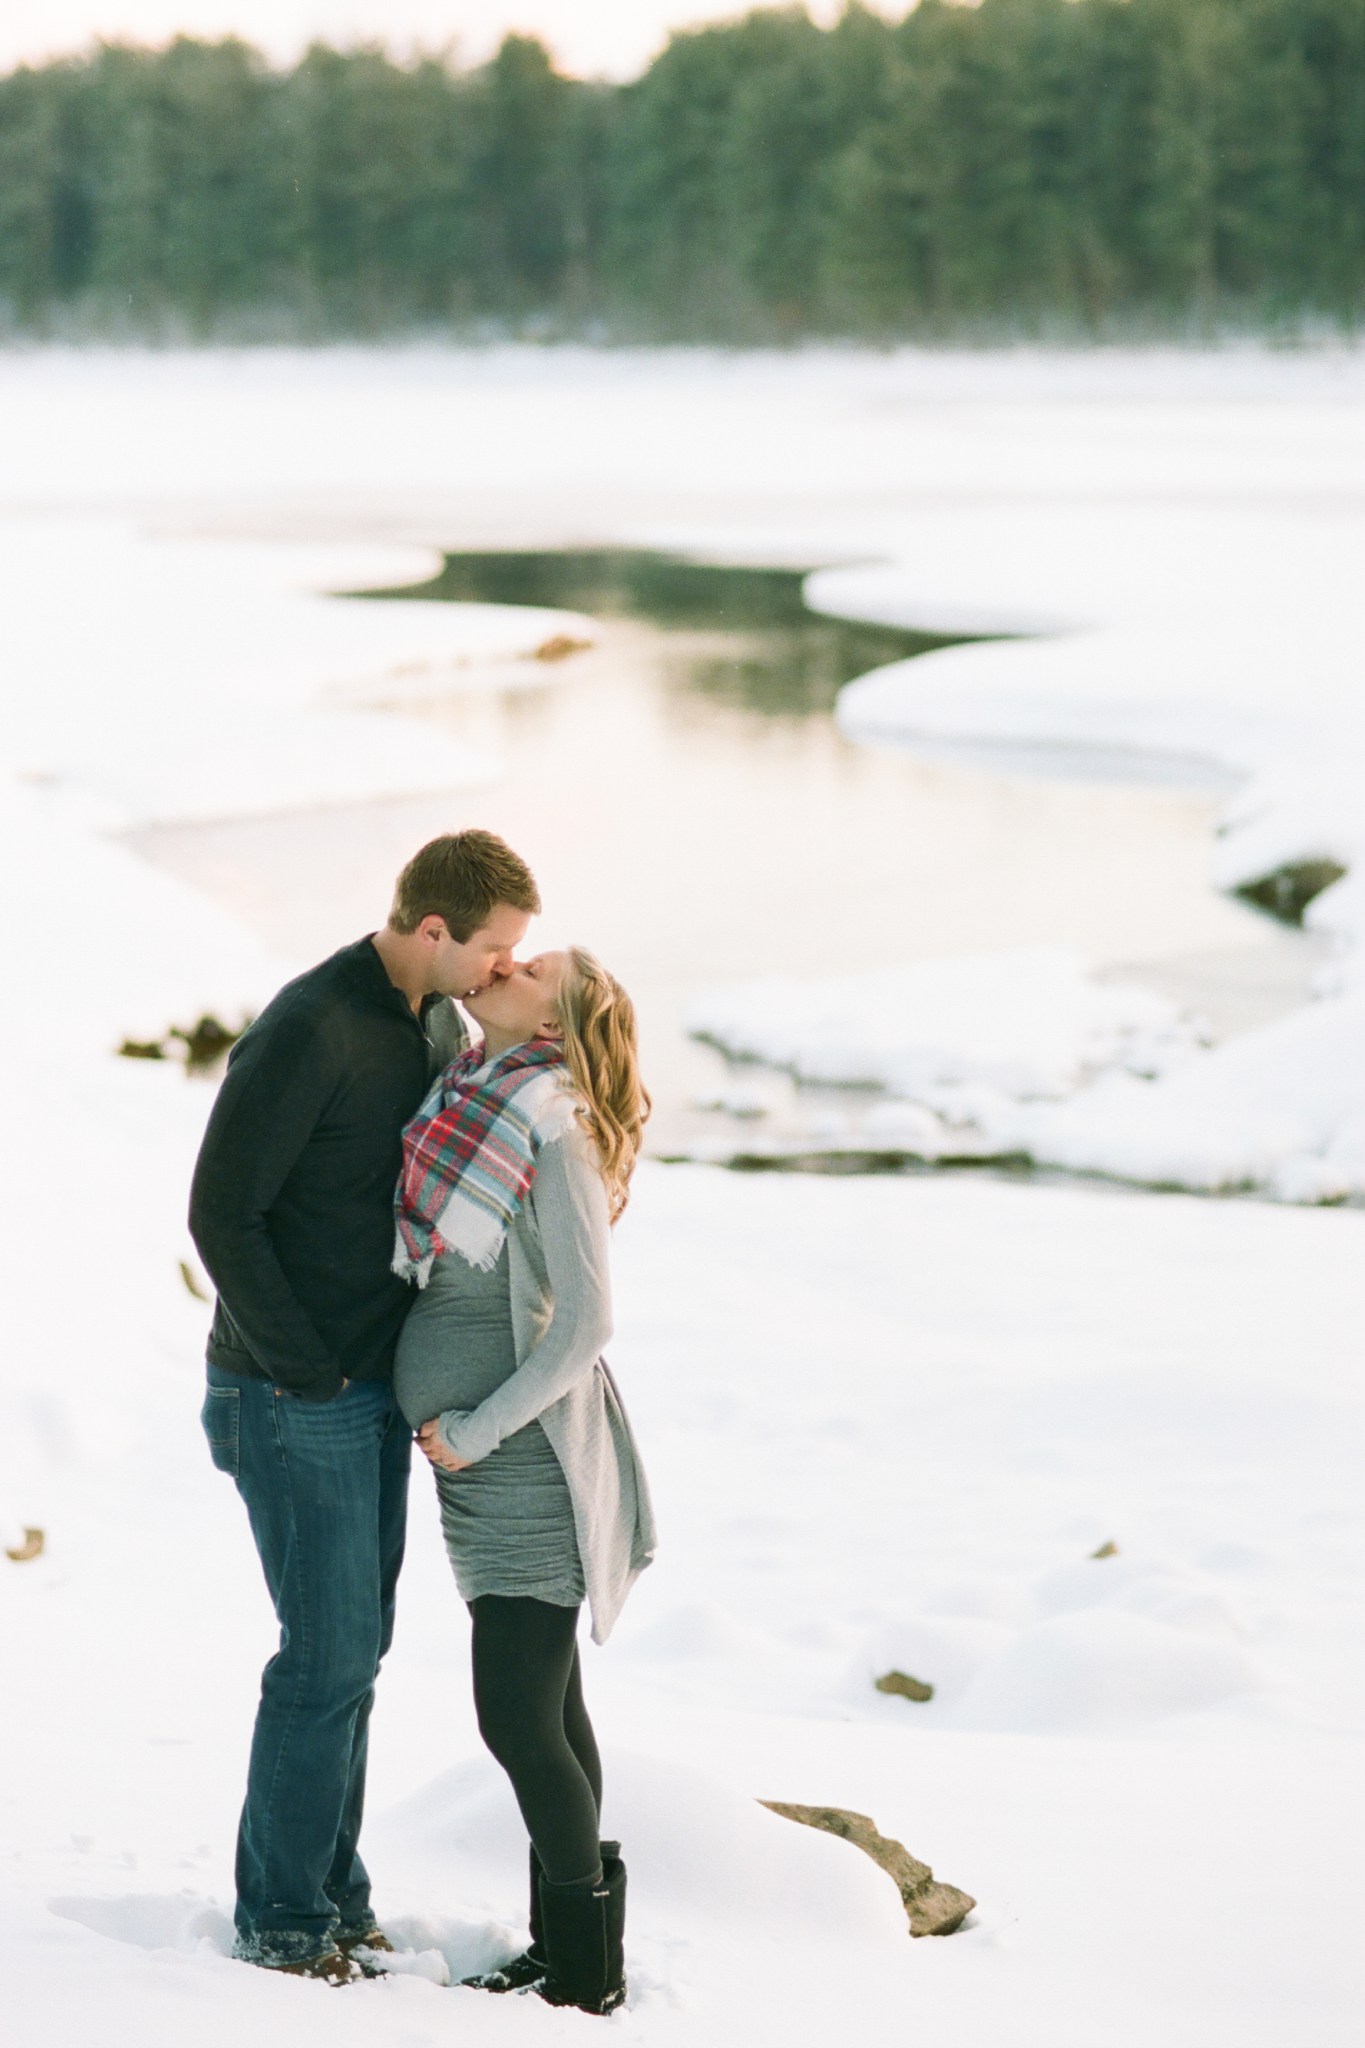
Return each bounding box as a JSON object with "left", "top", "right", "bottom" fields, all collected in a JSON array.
[{"left": 759, "top": 1802, "right": 974, "bottom": 1936}]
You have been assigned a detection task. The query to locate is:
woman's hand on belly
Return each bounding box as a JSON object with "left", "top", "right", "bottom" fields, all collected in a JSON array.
[{"left": 416, "top": 1418, "right": 474, "bottom": 1473}]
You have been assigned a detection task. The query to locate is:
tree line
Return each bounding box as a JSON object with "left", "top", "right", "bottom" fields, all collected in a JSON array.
[{"left": 1, "top": 0, "right": 1361, "bottom": 342}]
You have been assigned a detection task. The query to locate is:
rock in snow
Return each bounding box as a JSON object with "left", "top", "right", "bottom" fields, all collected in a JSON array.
[{"left": 875, "top": 1669, "right": 936, "bottom": 1704}]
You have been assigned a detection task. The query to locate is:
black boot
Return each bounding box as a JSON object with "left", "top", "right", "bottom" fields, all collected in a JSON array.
[
  {"left": 462, "top": 1843, "right": 621, "bottom": 1995},
  {"left": 460, "top": 1844, "right": 548, "bottom": 1992},
  {"left": 533, "top": 1847, "right": 626, "bottom": 2017}
]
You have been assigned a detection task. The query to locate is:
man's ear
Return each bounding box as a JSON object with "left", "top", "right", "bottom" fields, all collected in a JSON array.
[{"left": 417, "top": 914, "right": 448, "bottom": 947}]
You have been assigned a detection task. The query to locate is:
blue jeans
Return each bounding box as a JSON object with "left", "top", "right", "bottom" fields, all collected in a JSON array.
[{"left": 201, "top": 1364, "right": 411, "bottom": 1966}]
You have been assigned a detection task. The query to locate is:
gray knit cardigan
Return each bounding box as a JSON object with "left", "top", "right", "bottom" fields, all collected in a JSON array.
[{"left": 435, "top": 1123, "right": 656, "bottom": 1643}]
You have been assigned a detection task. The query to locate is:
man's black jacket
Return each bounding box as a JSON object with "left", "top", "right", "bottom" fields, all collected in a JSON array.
[{"left": 189, "top": 935, "right": 465, "bottom": 1402}]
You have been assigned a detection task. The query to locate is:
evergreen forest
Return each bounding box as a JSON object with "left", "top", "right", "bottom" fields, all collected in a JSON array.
[{"left": 1, "top": 0, "right": 1361, "bottom": 342}]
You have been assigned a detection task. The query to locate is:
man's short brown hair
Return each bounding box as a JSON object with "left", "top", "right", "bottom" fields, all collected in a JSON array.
[{"left": 389, "top": 830, "right": 540, "bottom": 940}]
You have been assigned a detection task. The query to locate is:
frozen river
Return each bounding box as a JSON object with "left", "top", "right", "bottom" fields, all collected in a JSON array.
[{"left": 126, "top": 544, "right": 1320, "bottom": 1157}]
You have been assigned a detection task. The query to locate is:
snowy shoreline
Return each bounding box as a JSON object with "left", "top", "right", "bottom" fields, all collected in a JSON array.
[{"left": 681, "top": 457, "right": 1365, "bottom": 1201}]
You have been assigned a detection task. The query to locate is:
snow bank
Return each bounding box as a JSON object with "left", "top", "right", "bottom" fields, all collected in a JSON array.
[
  {"left": 689, "top": 948, "right": 1204, "bottom": 1100},
  {"left": 955, "top": 1610, "right": 1260, "bottom": 1732},
  {"left": 818, "top": 502, "right": 1364, "bottom": 790},
  {"left": 375, "top": 1748, "right": 908, "bottom": 1966},
  {"left": 814, "top": 488, "right": 1365, "bottom": 1196},
  {"left": 0, "top": 517, "right": 597, "bottom": 826},
  {"left": 981, "top": 988, "right": 1365, "bottom": 1199},
  {"left": 649, "top": 476, "right": 1364, "bottom": 1199},
  {"left": 827, "top": 533, "right": 1365, "bottom": 967},
  {"left": 857, "top": 1552, "right": 1265, "bottom": 1735},
  {"left": 687, "top": 949, "right": 1365, "bottom": 1200},
  {"left": 0, "top": 776, "right": 288, "bottom": 1542},
  {"left": 1211, "top": 760, "right": 1365, "bottom": 984}
]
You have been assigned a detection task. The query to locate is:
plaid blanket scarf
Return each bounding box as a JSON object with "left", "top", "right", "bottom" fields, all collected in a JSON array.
[{"left": 392, "top": 1038, "right": 578, "bottom": 1283}]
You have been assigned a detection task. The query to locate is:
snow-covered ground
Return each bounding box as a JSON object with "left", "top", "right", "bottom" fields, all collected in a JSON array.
[
  {"left": 2, "top": 346, "right": 1363, "bottom": 2043},
  {"left": 4, "top": 787, "right": 1363, "bottom": 2043},
  {"left": 4, "top": 912, "right": 1363, "bottom": 2042}
]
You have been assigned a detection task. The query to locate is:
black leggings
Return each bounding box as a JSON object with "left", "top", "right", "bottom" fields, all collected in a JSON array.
[{"left": 468, "top": 1595, "right": 603, "bottom": 1885}]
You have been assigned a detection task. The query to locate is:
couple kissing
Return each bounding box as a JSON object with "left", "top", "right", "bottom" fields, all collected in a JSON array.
[{"left": 190, "top": 829, "right": 656, "bottom": 2015}]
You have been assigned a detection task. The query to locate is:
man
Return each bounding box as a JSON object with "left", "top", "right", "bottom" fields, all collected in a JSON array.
[{"left": 190, "top": 829, "right": 539, "bottom": 1982}]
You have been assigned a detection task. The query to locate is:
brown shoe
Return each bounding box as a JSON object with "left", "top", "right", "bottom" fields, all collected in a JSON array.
[
  {"left": 268, "top": 1946, "right": 361, "bottom": 1986},
  {"left": 337, "top": 1928, "right": 396, "bottom": 1977}
]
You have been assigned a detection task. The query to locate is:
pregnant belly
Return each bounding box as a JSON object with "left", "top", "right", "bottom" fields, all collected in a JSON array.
[{"left": 393, "top": 1314, "right": 516, "bottom": 1427}]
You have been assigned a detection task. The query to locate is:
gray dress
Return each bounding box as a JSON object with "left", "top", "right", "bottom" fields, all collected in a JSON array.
[
  {"left": 394, "top": 1141, "right": 591, "bottom": 1607},
  {"left": 394, "top": 1122, "right": 655, "bottom": 1644}
]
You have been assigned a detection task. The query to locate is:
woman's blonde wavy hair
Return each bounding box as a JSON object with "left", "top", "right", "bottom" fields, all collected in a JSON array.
[{"left": 555, "top": 946, "right": 651, "bottom": 1222}]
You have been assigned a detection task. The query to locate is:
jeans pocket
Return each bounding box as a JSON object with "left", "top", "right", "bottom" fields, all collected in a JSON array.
[{"left": 201, "top": 1384, "right": 241, "bottom": 1478}]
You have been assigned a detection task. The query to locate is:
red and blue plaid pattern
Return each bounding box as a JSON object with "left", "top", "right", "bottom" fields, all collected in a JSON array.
[{"left": 394, "top": 1038, "right": 568, "bottom": 1279}]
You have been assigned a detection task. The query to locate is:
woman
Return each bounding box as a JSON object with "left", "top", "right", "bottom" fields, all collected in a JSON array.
[{"left": 392, "top": 946, "right": 656, "bottom": 2018}]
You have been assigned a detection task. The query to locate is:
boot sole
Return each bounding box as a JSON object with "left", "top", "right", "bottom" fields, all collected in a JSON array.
[{"left": 534, "top": 1978, "right": 626, "bottom": 2016}]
